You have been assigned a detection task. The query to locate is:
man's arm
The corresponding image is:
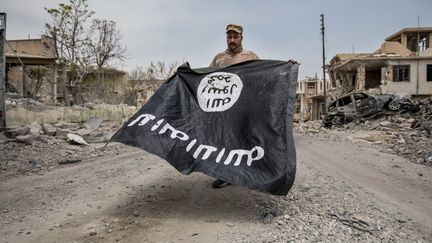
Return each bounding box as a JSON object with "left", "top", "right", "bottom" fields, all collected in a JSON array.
[
  {"left": 209, "top": 57, "right": 217, "bottom": 67},
  {"left": 209, "top": 52, "right": 223, "bottom": 67}
]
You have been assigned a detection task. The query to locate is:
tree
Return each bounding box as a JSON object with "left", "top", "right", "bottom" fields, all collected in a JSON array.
[
  {"left": 87, "top": 19, "right": 127, "bottom": 69},
  {"left": 45, "top": 0, "right": 94, "bottom": 104},
  {"left": 129, "top": 61, "right": 179, "bottom": 90},
  {"left": 45, "top": 0, "right": 94, "bottom": 66}
]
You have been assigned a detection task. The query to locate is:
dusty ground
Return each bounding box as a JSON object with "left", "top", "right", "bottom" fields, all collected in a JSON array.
[{"left": 1, "top": 133, "right": 431, "bottom": 242}]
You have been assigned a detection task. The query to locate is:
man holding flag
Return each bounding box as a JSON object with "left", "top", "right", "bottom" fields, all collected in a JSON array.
[
  {"left": 210, "top": 24, "right": 260, "bottom": 189},
  {"left": 111, "top": 24, "right": 298, "bottom": 196}
]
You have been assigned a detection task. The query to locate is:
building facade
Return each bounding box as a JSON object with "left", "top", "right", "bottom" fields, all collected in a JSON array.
[
  {"left": 329, "top": 27, "right": 432, "bottom": 100},
  {"left": 295, "top": 75, "right": 329, "bottom": 121}
]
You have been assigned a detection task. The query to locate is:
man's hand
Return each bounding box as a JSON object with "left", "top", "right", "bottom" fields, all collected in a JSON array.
[{"left": 287, "top": 59, "right": 299, "bottom": 64}]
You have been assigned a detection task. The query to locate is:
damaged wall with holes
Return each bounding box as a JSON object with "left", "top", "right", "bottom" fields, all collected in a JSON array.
[
  {"left": 4, "top": 36, "right": 135, "bottom": 105},
  {"left": 329, "top": 27, "right": 432, "bottom": 100}
]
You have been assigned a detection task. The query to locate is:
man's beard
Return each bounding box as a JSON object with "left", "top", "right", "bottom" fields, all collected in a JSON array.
[{"left": 227, "top": 43, "right": 243, "bottom": 54}]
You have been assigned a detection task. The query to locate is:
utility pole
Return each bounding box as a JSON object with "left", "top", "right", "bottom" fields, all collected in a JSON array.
[
  {"left": 0, "top": 13, "right": 6, "bottom": 131},
  {"left": 320, "top": 14, "right": 327, "bottom": 115},
  {"left": 416, "top": 15, "right": 420, "bottom": 94}
]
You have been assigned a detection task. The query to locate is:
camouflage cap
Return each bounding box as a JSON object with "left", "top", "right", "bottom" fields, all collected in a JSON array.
[{"left": 226, "top": 24, "right": 243, "bottom": 34}]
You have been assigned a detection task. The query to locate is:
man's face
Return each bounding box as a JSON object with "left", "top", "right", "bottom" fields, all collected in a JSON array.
[{"left": 226, "top": 30, "right": 242, "bottom": 52}]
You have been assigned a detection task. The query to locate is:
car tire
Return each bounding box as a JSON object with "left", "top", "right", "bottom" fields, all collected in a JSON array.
[{"left": 388, "top": 100, "right": 401, "bottom": 111}]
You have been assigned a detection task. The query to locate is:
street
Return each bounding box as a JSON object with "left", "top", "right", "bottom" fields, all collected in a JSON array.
[{"left": 1, "top": 133, "right": 431, "bottom": 242}]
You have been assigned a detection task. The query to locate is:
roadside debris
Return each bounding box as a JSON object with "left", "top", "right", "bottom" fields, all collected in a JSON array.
[
  {"left": 0, "top": 116, "right": 130, "bottom": 178},
  {"left": 297, "top": 96, "right": 432, "bottom": 167},
  {"left": 67, "top": 133, "right": 89, "bottom": 146},
  {"left": 84, "top": 117, "right": 104, "bottom": 130},
  {"left": 5, "top": 126, "right": 30, "bottom": 138}
]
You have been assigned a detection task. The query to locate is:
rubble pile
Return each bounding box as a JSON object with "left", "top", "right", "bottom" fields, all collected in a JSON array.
[
  {"left": 296, "top": 97, "right": 432, "bottom": 167},
  {"left": 0, "top": 118, "right": 127, "bottom": 178},
  {"left": 5, "top": 117, "right": 115, "bottom": 145}
]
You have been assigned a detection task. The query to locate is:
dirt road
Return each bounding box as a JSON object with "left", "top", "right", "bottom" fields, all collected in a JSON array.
[{"left": 1, "top": 133, "right": 431, "bottom": 242}]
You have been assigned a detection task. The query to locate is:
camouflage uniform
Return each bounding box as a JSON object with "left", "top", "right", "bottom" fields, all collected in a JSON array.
[
  {"left": 210, "top": 24, "right": 259, "bottom": 67},
  {"left": 210, "top": 49, "right": 259, "bottom": 67},
  {"left": 210, "top": 24, "right": 259, "bottom": 189}
]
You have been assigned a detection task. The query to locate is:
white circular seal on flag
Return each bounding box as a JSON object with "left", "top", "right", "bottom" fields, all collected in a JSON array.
[{"left": 197, "top": 72, "right": 243, "bottom": 112}]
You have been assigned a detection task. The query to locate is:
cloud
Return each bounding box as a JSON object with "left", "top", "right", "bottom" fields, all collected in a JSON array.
[{"left": 3, "top": 0, "right": 432, "bottom": 78}]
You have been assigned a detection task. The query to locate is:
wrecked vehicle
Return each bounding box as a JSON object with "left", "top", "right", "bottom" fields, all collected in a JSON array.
[{"left": 322, "top": 92, "right": 420, "bottom": 128}]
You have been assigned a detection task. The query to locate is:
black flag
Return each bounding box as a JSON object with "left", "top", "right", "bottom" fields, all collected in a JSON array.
[{"left": 112, "top": 60, "right": 298, "bottom": 195}]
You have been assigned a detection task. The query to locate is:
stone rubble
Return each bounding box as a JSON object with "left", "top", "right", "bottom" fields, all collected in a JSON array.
[
  {"left": 0, "top": 118, "right": 129, "bottom": 178},
  {"left": 295, "top": 98, "right": 432, "bottom": 167}
]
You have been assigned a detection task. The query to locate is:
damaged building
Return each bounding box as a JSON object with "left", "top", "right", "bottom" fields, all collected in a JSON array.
[
  {"left": 295, "top": 75, "right": 329, "bottom": 121},
  {"left": 329, "top": 27, "right": 432, "bottom": 99},
  {"left": 5, "top": 36, "right": 130, "bottom": 105},
  {"left": 5, "top": 35, "right": 58, "bottom": 101}
]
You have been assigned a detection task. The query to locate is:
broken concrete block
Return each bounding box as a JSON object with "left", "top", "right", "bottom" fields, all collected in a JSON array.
[
  {"left": 15, "top": 135, "right": 35, "bottom": 145},
  {"left": 396, "top": 117, "right": 407, "bottom": 123},
  {"left": 5, "top": 126, "right": 30, "bottom": 138},
  {"left": 75, "top": 128, "right": 92, "bottom": 137},
  {"left": 362, "top": 135, "right": 391, "bottom": 143},
  {"left": 84, "top": 102, "right": 95, "bottom": 109},
  {"left": 83, "top": 131, "right": 111, "bottom": 143},
  {"left": 56, "top": 128, "right": 74, "bottom": 140},
  {"left": 28, "top": 121, "right": 42, "bottom": 135},
  {"left": 379, "top": 121, "right": 392, "bottom": 127},
  {"left": 84, "top": 117, "right": 104, "bottom": 130},
  {"left": 42, "top": 123, "right": 57, "bottom": 136},
  {"left": 62, "top": 122, "right": 81, "bottom": 130},
  {"left": 66, "top": 133, "right": 89, "bottom": 146}
]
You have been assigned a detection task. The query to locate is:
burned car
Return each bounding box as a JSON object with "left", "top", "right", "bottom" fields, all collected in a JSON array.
[{"left": 322, "top": 92, "right": 419, "bottom": 128}]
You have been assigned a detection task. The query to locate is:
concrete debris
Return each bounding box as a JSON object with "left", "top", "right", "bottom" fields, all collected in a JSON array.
[
  {"left": 2, "top": 114, "right": 117, "bottom": 171},
  {"left": 84, "top": 102, "right": 95, "bottom": 109},
  {"left": 42, "top": 123, "right": 57, "bottom": 136},
  {"left": 56, "top": 128, "right": 75, "bottom": 140},
  {"left": 54, "top": 122, "right": 81, "bottom": 131},
  {"left": 15, "top": 135, "right": 35, "bottom": 145},
  {"left": 66, "top": 133, "right": 89, "bottom": 146},
  {"left": 1, "top": 125, "right": 128, "bottom": 178},
  {"left": 74, "top": 128, "right": 92, "bottom": 137},
  {"left": 83, "top": 131, "right": 112, "bottom": 143},
  {"left": 263, "top": 211, "right": 276, "bottom": 224},
  {"left": 28, "top": 122, "right": 42, "bottom": 135},
  {"left": 84, "top": 117, "right": 104, "bottom": 130},
  {"left": 297, "top": 97, "right": 432, "bottom": 167},
  {"left": 5, "top": 126, "right": 30, "bottom": 138}
]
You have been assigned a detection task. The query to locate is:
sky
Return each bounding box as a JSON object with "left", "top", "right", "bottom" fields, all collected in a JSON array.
[{"left": 2, "top": 0, "right": 432, "bottom": 79}]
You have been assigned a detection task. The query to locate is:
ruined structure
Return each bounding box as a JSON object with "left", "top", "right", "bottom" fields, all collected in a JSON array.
[
  {"left": 5, "top": 35, "right": 130, "bottom": 105},
  {"left": 127, "top": 78, "right": 165, "bottom": 107},
  {"left": 5, "top": 35, "right": 58, "bottom": 100},
  {"left": 295, "top": 75, "right": 329, "bottom": 120},
  {"left": 329, "top": 27, "right": 432, "bottom": 99}
]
